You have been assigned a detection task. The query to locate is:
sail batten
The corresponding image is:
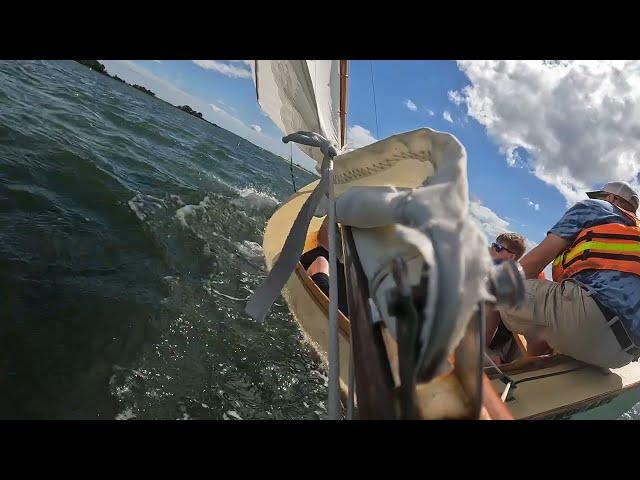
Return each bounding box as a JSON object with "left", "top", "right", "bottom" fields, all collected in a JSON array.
[{"left": 252, "top": 60, "right": 343, "bottom": 165}]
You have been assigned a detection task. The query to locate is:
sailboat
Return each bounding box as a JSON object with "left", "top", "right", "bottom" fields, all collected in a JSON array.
[{"left": 246, "top": 60, "right": 640, "bottom": 420}]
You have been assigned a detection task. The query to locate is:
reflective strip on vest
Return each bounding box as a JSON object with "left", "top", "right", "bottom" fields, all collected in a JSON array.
[
  {"left": 564, "top": 240, "right": 640, "bottom": 264},
  {"left": 552, "top": 207, "right": 640, "bottom": 282}
]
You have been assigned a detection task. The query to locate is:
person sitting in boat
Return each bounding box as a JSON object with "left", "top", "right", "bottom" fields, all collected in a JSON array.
[
  {"left": 488, "top": 233, "right": 546, "bottom": 279},
  {"left": 486, "top": 233, "right": 529, "bottom": 363},
  {"left": 299, "top": 217, "right": 349, "bottom": 317},
  {"left": 494, "top": 181, "right": 640, "bottom": 369},
  {"left": 489, "top": 233, "right": 526, "bottom": 263}
]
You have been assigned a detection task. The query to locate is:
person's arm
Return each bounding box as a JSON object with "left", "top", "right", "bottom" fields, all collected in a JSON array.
[{"left": 519, "top": 233, "right": 568, "bottom": 279}]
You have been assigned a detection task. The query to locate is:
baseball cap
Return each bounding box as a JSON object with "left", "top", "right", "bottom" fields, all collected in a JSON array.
[{"left": 586, "top": 181, "right": 639, "bottom": 212}]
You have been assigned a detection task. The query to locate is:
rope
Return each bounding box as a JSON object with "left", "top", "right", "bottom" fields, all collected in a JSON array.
[
  {"left": 248, "top": 130, "right": 340, "bottom": 419},
  {"left": 484, "top": 352, "right": 515, "bottom": 386},
  {"left": 289, "top": 143, "right": 297, "bottom": 192},
  {"left": 210, "top": 287, "right": 250, "bottom": 302},
  {"left": 370, "top": 61, "right": 380, "bottom": 139}
]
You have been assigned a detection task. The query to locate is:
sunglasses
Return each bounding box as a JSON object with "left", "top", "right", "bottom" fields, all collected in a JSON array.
[{"left": 492, "top": 242, "right": 515, "bottom": 254}]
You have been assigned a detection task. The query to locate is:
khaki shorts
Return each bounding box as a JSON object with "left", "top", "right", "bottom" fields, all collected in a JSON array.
[{"left": 498, "top": 279, "right": 633, "bottom": 369}]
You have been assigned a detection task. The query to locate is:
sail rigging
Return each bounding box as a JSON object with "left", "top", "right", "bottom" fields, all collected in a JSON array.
[{"left": 252, "top": 60, "right": 345, "bottom": 165}]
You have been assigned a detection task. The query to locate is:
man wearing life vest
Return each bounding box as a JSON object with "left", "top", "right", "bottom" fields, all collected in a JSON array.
[{"left": 497, "top": 181, "right": 640, "bottom": 368}]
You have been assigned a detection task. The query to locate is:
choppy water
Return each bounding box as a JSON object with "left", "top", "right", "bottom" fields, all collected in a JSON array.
[
  {"left": 0, "top": 60, "right": 637, "bottom": 420},
  {"left": 0, "top": 60, "right": 327, "bottom": 419}
]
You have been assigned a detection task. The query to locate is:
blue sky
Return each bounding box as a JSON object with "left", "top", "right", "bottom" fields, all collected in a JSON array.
[{"left": 101, "top": 60, "right": 640, "bottom": 254}]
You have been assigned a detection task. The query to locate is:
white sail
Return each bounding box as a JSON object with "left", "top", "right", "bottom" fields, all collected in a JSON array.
[{"left": 252, "top": 60, "right": 343, "bottom": 165}]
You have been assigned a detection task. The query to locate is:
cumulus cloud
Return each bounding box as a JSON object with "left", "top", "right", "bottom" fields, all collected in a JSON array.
[
  {"left": 404, "top": 98, "right": 418, "bottom": 111},
  {"left": 443, "top": 110, "right": 453, "bottom": 123},
  {"left": 192, "top": 60, "right": 252, "bottom": 79},
  {"left": 347, "top": 124, "right": 377, "bottom": 149},
  {"left": 250, "top": 124, "right": 262, "bottom": 132},
  {"left": 425, "top": 108, "right": 435, "bottom": 116},
  {"left": 455, "top": 60, "right": 640, "bottom": 205},
  {"left": 469, "top": 198, "right": 538, "bottom": 253}
]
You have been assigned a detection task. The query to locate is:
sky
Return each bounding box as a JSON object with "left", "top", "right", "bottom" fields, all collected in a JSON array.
[{"left": 101, "top": 60, "right": 640, "bottom": 260}]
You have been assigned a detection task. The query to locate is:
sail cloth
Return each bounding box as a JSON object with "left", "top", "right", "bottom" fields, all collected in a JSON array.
[
  {"left": 333, "top": 128, "right": 494, "bottom": 379},
  {"left": 249, "top": 59, "right": 492, "bottom": 379},
  {"left": 247, "top": 125, "right": 493, "bottom": 379},
  {"left": 252, "top": 60, "right": 342, "bottom": 165}
]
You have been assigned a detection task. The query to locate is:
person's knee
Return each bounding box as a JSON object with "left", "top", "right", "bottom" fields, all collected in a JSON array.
[{"left": 307, "top": 256, "right": 329, "bottom": 277}]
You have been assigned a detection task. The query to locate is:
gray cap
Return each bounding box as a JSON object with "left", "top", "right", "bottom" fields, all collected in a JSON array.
[{"left": 586, "top": 181, "right": 639, "bottom": 212}]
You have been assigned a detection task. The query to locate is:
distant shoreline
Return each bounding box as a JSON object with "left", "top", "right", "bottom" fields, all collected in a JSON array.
[
  {"left": 74, "top": 60, "right": 319, "bottom": 175},
  {"left": 74, "top": 60, "right": 219, "bottom": 128}
]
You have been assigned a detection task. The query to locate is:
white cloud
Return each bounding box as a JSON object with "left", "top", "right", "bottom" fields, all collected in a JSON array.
[
  {"left": 456, "top": 60, "right": 640, "bottom": 206},
  {"left": 192, "top": 60, "right": 252, "bottom": 79},
  {"left": 209, "top": 103, "right": 225, "bottom": 114},
  {"left": 347, "top": 124, "right": 377, "bottom": 149},
  {"left": 448, "top": 90, "right": 464, "bottom": 106},
  {"left": 469, "top": 198, "right": 538, "bottom": 253},
  {"left": 524, "top": 197, "right": 541, "bottom": 211},
  {"left": 469, "top": 199, "right": 510, "bottom": 241},
  {"left": 250, "top": 124, "right": 262, "bottom": 132},
  {"left": 443, "top": 110, "right": 453, "bottom": 123},
  {"left": 425, "top": 108, "right": 435, "bottom": 116},
  {"left": 216, "top": 98, "right": 237, "bottom": 113},
  {"left": 404, "top": 98, "right": 418, "bottom": 111}
]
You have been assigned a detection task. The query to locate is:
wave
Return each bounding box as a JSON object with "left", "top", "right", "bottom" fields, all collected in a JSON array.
[{"left": 231, "top": 187, "right": 279, "bottom": 212}]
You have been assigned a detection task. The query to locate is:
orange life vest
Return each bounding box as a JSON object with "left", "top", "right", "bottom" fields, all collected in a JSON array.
[{"left": 552, "top": 206, "right": 640, "bottom": 282}]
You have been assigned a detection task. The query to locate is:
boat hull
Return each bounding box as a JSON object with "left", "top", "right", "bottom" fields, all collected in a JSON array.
[{"left": 263, "top": 181, "right": 640, "bottom": 419}]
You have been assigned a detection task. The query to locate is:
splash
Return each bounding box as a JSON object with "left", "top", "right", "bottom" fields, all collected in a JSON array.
[
  {"left": 128, "top": 193, "right": 167, "bottom": 221},
  {"left": 231, "top": 187, "right": 279, "bottom": 212},
  {"left": 236, "top": 240, "right": 264, "bottom": 265}
]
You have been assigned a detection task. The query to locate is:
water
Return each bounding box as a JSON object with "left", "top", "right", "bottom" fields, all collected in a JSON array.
[
  {"left": 0, "top": 60, "right": 326, "bottom": 419},
  {"left": 1, "top": 61, "right": 637, "bottom": 420}
]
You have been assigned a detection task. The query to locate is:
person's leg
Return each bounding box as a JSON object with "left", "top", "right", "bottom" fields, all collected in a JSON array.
[
  {"left": 307, "top": 256, "right": 329, "bottom": 277},
  {"left": 307, "top": 256, "right": 330, "bottom": 298},
  {"left": 524, "top": 337, "right": 553, "bottom": 356},
  {"left": 498, "top": 279, "right": 632, "bottom": 368}
]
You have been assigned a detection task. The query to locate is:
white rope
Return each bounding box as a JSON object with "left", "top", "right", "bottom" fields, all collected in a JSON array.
[
  {"left": 209, "top": 288, "right": 250, "bottom": 302},
  {"left": 483, "top": 351, "right": 516, "bottom": 402}
]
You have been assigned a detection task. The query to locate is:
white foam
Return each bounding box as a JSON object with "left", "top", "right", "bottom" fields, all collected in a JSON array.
[
  {"left": 175, "top": 204, "right": 198, "bottom": 228},
  {"left": 128, "top": 193, "right": 167, "bottom": 221},
  {"left": 232, "top": 187, "right": 279, "bottom": 211},
  {"left": 223, "top": 410, "right": 242, "bottom": 420},
  {"left": 236, "top": 240, "right": 264, "bottom": 263},
  {"left": 175, "top": 196, "right": 211, "bottom": 228},
  {"left": 170, "top": 194, "right": 185, "bottom": 206},
  {"left": 115, "top": 408, "right": 136, "bottom": 420}
]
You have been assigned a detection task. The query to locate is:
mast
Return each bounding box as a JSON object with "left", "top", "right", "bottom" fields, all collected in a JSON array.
[{"left": 339, "top": 60, "right": 349, "bottom": 149}]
